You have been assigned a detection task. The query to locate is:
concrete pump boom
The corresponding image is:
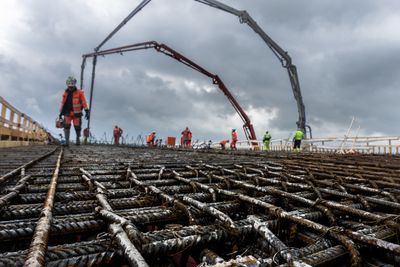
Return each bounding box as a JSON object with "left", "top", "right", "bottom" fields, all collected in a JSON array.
[
  {"left": 195, "top": 0, "right": 308, "bottom": 135},
  {"left": 82, "top": 41, "right": 257, "bottom": 141}
]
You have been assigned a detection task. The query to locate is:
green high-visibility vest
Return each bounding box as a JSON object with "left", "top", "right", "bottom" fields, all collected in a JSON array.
[
  {"left": 294, "top": 130, "right": 304, "bottom": 140},
  {"left": 263, "top": 133, "right": 271, "bottom": 142}
]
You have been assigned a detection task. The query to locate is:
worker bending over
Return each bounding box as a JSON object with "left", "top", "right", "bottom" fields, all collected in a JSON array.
[
  {"left": 220, "top": 139, "right": 229, "bottom": 150},
  {"left": 59, "top": 76, "right": 89, "bottom": 146},
  {"left": 230, "top": 129, "right": 238, "bottom": 150},
  {"left": 263, "top": 131, "right": 271, "bottom": 151},
  {"left": 146, "top": 131, "right": 156, "bottom": 147},
  {"left": 293, "top": 129, "right": 305, "bottom": 152},
  {"left": 113, "top": 125, "right": 123, "bottom": 145}
]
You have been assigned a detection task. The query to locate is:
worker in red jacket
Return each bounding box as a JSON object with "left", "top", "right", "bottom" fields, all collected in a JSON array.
[
  {"left": 181, "top": 127, "right": 192, "bottom": 148},
  {"left": 219, "top": 139, "right": 229, "bottom": 150},
  {"left": 230, "top": 129, "right": 238, "bottom": 150},
  {"left": 113, "top": 125, "right": 123, "bottom": 145},
  {"left": 59, "top": 76, "right": 89, "bottom": 146},
  {"left": 83, "top": 128, "right": 90, "bottom": 145},
  {"left": 187, "top": 130, "right": 192, "bottom": 148},
  {"left": 146, "top": 131, "right": 156, "bottom": 147}
]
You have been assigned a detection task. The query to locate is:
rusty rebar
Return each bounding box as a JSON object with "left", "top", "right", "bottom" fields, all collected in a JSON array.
[{"left": 23, "top": 148, "right": 63, "bottom": 267}]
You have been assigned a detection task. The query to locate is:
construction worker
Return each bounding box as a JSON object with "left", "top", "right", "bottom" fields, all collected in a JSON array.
[
  {"left": 187, "top": 130, "right": 192, "bottom": 148},
  {"left": 113, "top": 125, "right": 123, "bottom": 145},
  {"left": 293, "top": 129, "right": 305, "bottom": 152},
  {"left": 59, "top": 76, "right": 89, "bottom": 146},
  {"left": 219, "top": 139, "right": 229, "bottom": 150},
  {"left": 230, "top": 129, "right": 238, "bottom": 150},
  {"left": 83, "top": 128, "right": 90, "bottom": 145},
  {"left": 181, "top": 127, "right": 192, "bottom": 148},
  {"left": 263, "top": 131, "right": 272, "bottom": 151},
  {"left": 146, "top": 131, "right": 156, "bottom": 147}
]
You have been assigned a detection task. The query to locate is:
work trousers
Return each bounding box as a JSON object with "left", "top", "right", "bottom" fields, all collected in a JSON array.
[
  {"left": 263, "top": 141, "right": 270, "bottom": 151},
  {"left": 293, "top": 140, "right": 301, "bottom": 149},
  {"left": 114, "top": 135, "right": 120, "bottom": 145}
]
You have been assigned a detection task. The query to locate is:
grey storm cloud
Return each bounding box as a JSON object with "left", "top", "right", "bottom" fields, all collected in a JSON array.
[{"left": 1, "top": 0, "right": 400, "bottom": 142}]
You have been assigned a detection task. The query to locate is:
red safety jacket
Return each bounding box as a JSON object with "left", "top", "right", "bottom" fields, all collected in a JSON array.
[
  {"left": 231, "top": 132, "right": 238, "bottom": 142},
  {"left": 187, "top": 131, "right": 192, "bottom": 140},
  {"left": 83, "top": 128, "right": 90, "bottom": 138},
  {"left": 114, "top": 127, "right": 123, "bottom": 137},
  {"left": 60, "top": 88, "right": 88, "bottom": 116},
  {"left": 146, "top": 133, "right": 155, "bottom": 143},
  {"left": 220, "top": 140, "right": 228, "bottom": 145}
]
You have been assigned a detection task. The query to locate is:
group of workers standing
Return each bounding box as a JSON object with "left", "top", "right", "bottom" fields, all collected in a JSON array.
[
  {"left": 113, "top": 127, "right": 304, "bottom": 151},
  {"left": 219, "top": 129, "right": 305, "bottom": 151},
  {"left": 58, "top": 76, "right": 305, "bottom": 150}
]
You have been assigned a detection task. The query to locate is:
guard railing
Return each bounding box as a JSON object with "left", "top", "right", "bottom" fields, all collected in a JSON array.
[{"left": 0, "top": 96, "right": 48, "bottom": 147}]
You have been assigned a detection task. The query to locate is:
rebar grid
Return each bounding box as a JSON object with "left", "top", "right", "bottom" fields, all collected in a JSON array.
[{"left": 0, "top": 145, "right": 399, "bottom": 267}]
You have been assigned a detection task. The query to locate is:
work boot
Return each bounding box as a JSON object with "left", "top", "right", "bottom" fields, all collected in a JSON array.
[
  {"left": 64, "top": 129, "right": 70, "bottom": 147},
  {"left": 75, "top": 127, "right": 81, "bottom": 145}
]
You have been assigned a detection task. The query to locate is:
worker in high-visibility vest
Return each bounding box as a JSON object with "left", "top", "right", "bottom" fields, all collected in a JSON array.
[
  {"left": 181, "top": 127, "right": 192, "bottom": 148},
  {"left": 146, "top": 131, "right": 156, "bottom": 147},
  {"left": 83, "top": 128, "right": 90, "bottom": 145},
  {"left": 220, "top": 139, "right": 229, "bottom": 150},
  {"left": 230, "top": 129, "right": 238, "bottom": 150},
  {"left": 293, "top": 129, "right": 305, "bottom": 152},
  {"left": 187, "top": 130, "right": 192, "bottom": 148},
  {"left": 113, "top": 126, "right": 123, "bottom": 145},
  {"left": 59, "top": 76, "right": 89, "bottom": 146},
  {"left": 263, "top": 131, "right": 271, "bottom": 151}
]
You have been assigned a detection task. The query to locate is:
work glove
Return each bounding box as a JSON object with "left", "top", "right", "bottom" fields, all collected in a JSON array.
[{"left": 84, "top": 109, "right": 90, "bottom": 120}]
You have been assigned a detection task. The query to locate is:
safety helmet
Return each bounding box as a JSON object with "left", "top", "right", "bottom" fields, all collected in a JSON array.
[{"left": 66, "top": 76, "right": 77, "bottom": 86}]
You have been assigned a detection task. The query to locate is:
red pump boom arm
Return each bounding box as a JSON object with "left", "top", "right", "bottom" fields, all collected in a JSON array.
[{"left": 82, "top": 41, "right": 257, "bottom": 141}]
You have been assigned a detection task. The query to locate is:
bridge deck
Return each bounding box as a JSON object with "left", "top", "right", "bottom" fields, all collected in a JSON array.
[{"left": 0, "top": 145, "right": 399, "bottom": 266}]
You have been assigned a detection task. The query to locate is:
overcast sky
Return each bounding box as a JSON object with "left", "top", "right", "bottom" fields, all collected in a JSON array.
[{"left": 1, "top": 0, "right": 400, "bottom": 143}]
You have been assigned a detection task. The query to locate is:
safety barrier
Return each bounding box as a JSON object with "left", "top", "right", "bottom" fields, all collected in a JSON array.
[
  {"left": 0, "top": 96, "right": 48, "bottom": 147},
  {"left": 210, "top": 137, "right": 400, "bottom": 156},
  {"left": 270, "top": 137, "right": 400, "bottom": 155}
]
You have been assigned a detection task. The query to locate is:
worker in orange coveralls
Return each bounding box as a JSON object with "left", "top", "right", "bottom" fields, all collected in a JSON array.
[
  {"left": 113, "top": 125, "right": 123, "bottom": 145},
  {"left": 146, "top": 131, "right": 156, "bottom": 147},
  {"left": 230, "top": 129, "right": 238, "bottom": 150},
  {"left": 181, "top": 127, "right": 192, "bottom": 148},
  {"left": 187, "top": 130, "right": 192, "bottom": 148},
  {"left": 219, "top": 139, "right": 229, "bottom": 150},
  {"left": 83, "top": 128, "right": 90, "bottom": 145},
  {"left": 59, "top": 76, "right": 89, "bottom": 146}
]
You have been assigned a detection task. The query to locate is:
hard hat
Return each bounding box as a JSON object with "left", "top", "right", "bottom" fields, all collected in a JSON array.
[{"left": 66, "top": 76, "right": 77, "bottom": 86}]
